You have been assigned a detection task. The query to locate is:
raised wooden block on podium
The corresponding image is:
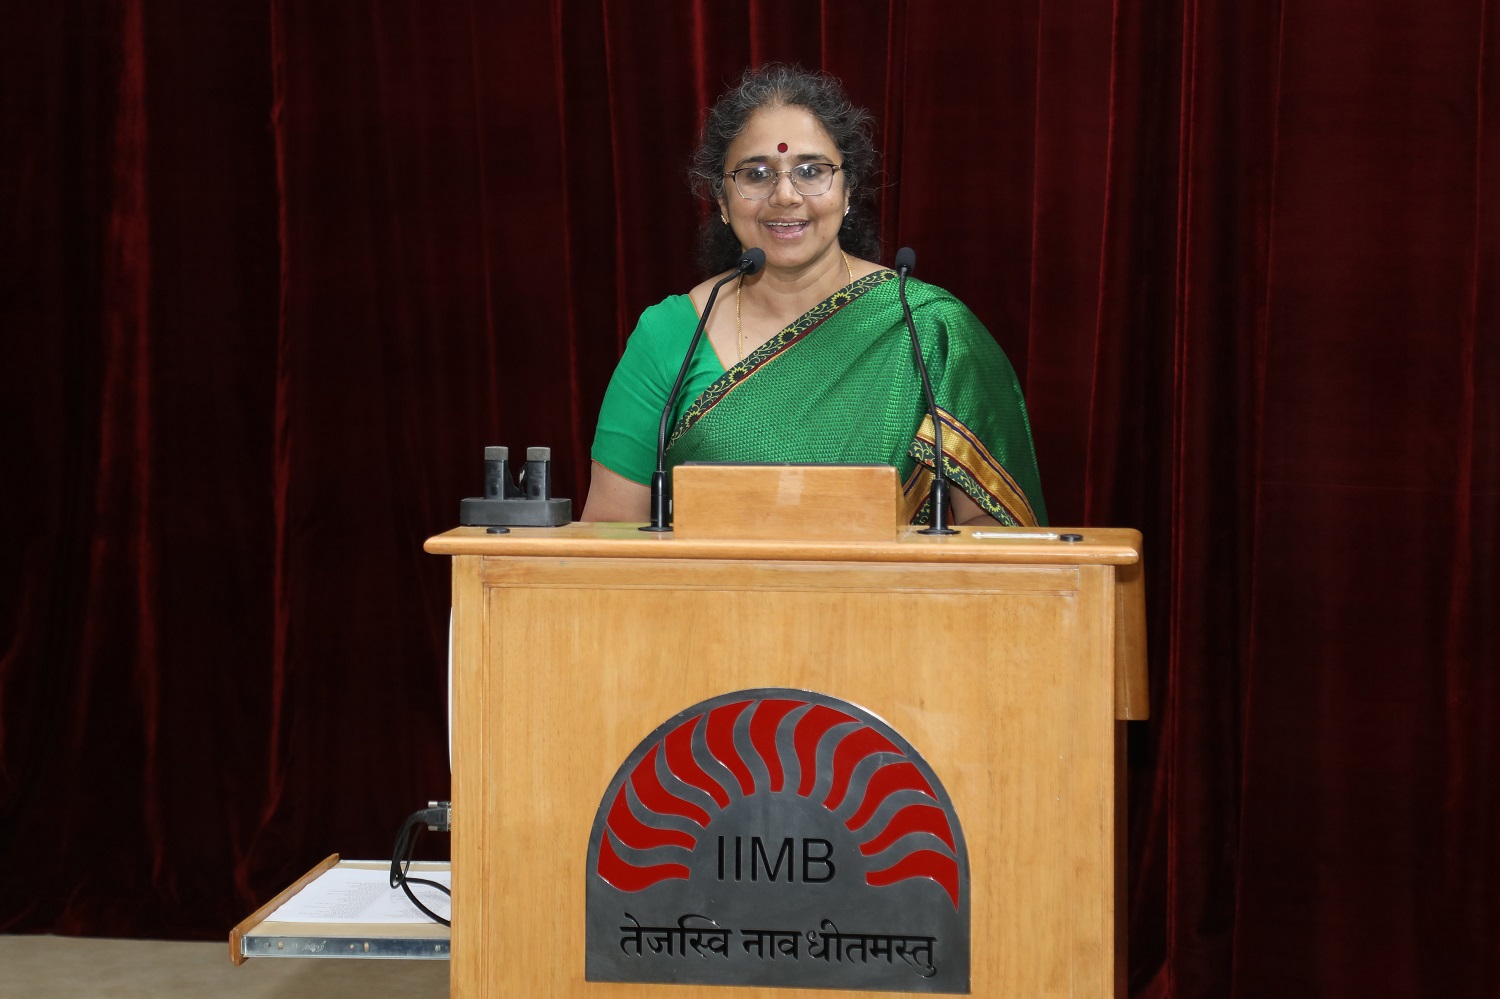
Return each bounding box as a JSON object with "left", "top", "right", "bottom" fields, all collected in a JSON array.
[{"left": 425, "top": 465, "right": 1146, "bottom": 997}]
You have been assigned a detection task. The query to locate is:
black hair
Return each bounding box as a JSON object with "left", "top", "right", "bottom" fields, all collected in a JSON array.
[{"left": 689, "top": 63, "right": 881, "bottom": 274}]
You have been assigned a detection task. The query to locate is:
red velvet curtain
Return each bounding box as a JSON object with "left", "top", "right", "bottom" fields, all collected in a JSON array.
[{"left": 2, "top": 2, "right": 1496, "bottom": 996}]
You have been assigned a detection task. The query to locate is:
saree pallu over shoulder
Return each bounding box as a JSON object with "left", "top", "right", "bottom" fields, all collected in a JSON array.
[
  {"left": 664, "top": 271, "right": 1047, "bottom": 527},
  {"left": 666, "top": 270, "right": 894, "bottom": 449}
]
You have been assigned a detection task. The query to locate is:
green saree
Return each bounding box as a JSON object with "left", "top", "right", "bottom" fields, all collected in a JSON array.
[{"left": 593, "top": 270, "right": 1046, "bottom": 526}]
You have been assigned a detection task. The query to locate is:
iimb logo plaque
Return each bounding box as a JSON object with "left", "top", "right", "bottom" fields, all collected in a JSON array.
[{"left": 584, "top": 689, "right": 971, "bottom": 993}]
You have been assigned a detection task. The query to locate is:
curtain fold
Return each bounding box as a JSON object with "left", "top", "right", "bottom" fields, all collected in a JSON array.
[{"left": 1, "top": 2, "right": 1496, "bottom": 995}]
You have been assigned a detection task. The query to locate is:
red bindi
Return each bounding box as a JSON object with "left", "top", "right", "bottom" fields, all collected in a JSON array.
[{"left": 777, "top": 142, "right": 788, "bottom": 153}]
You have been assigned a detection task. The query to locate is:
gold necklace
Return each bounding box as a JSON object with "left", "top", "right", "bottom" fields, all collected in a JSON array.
[{"left": 737, "top": 251, "right": 855, "bottom": 361}]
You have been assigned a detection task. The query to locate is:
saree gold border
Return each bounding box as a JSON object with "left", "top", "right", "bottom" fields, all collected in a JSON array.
[
  {"left": 913, "top": 411, "right": 1040, "bottom": 527},
  {"left": 666, "top": 270, "right": 895, "bottom": 450}
]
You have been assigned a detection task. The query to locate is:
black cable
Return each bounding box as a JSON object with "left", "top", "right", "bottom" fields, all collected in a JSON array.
[{"left": 390, "top": 806, "right": 451, "bottom": 927}]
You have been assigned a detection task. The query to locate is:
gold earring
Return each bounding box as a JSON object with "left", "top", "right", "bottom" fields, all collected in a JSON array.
[{"left": 720, "top": 213, "right": 728, "bottom": 224}]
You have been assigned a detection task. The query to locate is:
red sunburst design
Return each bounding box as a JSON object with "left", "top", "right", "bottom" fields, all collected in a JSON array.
[{"left": 596, "top": 696, "right": 963, "bottom": 906}]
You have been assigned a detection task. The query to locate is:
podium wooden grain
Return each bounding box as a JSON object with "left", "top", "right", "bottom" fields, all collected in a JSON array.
[{"left": 426, "top": 468, "right": 1145, "bottom": 998}]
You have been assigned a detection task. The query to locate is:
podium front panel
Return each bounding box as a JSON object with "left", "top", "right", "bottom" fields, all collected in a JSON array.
[{"left": 442, "top": 538, "right": 1126, "bottom": 998}]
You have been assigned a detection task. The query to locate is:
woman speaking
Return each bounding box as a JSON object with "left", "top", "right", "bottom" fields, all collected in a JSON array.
[{"left": 581, "top": 64, "right": 1046, "bottom": 529}]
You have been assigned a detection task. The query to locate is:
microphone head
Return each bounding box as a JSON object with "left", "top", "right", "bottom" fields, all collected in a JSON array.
[
  {"left": 738, "top": 247, "right": 766, "bottom": 275},
  {"left": 894, "top": 246, "right": 916, "bottom": 276}
]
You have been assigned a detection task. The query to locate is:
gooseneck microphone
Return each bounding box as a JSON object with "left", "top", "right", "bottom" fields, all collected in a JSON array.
[
  {"left": 642, "top": 247, "right": 767, "bottom": 532},
  {"left": 895, "top": 247, "right": 958, "bottom": 535}
]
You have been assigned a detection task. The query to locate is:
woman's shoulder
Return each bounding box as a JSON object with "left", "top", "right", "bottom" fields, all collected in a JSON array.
[
  {"left": 629, "top": 294, "right": 700, "bottom": 348},
  {"left": 901, "top": 276, "right": 967, "bottom": 310},
  {"left": 895, "top": 279, "right": 1018, "bottom": 361},
  {"left": 899, "top": 278, "right": 986, "bottom": 331},
  {"left": 846, "top": 254, "right": 886, "bottom": 283},
  {"left": 638, "top": 293, "right": 699, "bottom": 327},
  {"left": 686, "top": 272, "right": 735, "bottom": 316}
]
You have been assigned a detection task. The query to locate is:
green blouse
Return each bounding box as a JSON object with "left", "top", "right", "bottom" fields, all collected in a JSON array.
[{"left": 590, "top": 295, "right": 727, "bottom": 484}]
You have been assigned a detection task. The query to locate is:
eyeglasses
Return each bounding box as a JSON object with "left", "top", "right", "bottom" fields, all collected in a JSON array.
[{"left": 724, "top": 162, "right": 843, "bottom": 200}]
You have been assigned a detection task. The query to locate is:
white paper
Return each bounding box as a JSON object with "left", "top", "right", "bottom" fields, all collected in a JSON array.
[{"left": 265, "top": 866, "right": 451, "bottom": 924}]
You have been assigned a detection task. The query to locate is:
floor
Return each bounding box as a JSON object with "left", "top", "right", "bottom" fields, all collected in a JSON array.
[{"left": 0, "top": 935, "right": 449, "bottom": 998}]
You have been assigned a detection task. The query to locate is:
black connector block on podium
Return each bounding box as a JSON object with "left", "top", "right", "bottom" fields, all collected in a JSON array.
[{"left": 459, "top": 446, "right": 571, "bottom": 529}]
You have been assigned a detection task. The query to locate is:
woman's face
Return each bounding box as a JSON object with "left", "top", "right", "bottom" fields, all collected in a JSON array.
[{"left": 718, "top": 105, "right": 850, "bottom": 275}]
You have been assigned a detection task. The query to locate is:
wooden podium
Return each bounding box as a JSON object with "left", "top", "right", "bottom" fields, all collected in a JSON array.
[{"left": 425, "top": 466, "right": 1146, "bottom": 998}]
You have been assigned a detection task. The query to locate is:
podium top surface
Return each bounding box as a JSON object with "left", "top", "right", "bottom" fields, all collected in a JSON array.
[{"left": 424, "top": 523, "right": 1142, "bottom": 565}]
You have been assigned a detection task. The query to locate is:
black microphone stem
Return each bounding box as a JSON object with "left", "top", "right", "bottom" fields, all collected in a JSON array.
[
  {"left": 642, "top": 248, "right": 765, "bottom": 532},
  {"left": 896, "top": 251, "right": 958, "bottom": 535}
]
